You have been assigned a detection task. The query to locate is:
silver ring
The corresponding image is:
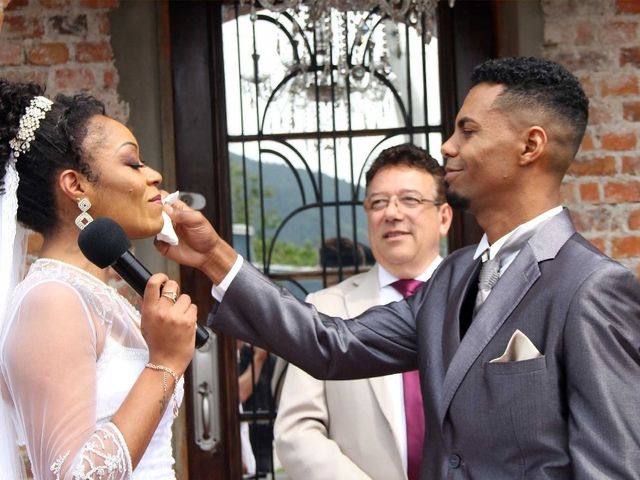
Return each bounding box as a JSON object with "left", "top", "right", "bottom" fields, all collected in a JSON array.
[{"left": 161, "top": 291, "right": 178, "bottom": 304}]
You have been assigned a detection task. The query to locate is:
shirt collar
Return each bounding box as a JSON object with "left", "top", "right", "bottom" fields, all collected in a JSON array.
[
  {"left": 473, "top": 206, "right": 564, "bottom": 260},
  {"left": 378, "top": 255, "right": 443, "bottom": 288}
]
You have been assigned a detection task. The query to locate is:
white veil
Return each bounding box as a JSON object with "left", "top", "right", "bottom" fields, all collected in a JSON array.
[{"left": 0, "top": 155, "right": 28, "bottom": 479}]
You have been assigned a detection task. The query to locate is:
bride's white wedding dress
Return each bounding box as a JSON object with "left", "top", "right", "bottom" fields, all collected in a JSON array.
[{"left": 0, "top": 259, "right": 183, "bottom": 479}]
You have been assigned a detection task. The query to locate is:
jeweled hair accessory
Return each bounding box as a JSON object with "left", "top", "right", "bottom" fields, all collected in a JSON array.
[{"left": 8, "top": 96, "right": 53, "bottom": 158}]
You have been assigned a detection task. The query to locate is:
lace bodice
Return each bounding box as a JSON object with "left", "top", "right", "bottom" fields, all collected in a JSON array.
[{"left": 0, "top": 259, "right": 183, "bottom": 479}]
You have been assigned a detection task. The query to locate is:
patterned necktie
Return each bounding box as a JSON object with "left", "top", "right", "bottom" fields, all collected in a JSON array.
[
  {"left": 391, "top": 279, "right": 425, "bottom": 480},
  {"left": 473, "top": 250, "right": 501, "bottom": 315}
]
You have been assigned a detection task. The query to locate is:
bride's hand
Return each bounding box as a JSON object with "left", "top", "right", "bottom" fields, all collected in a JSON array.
[{"left": 140, "top": 273, "right": 197, "bottom": 375}]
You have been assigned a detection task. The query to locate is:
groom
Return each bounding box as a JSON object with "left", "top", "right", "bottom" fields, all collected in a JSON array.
[{"left": 159, "top": 57, "right": 640, "bottom": 478}]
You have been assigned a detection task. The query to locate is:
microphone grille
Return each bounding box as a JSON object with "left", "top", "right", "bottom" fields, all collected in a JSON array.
[{"left": 78, "top": 217, "right": 131, "bottom": 269}]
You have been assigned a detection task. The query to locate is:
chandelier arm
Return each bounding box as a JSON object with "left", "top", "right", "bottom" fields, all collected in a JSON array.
[
  {"left": 257, "top": 13, "right": 304, "bottom": 65},
  {"left": 378, "top": 0, "right": 412, "bottom": 21},
  {"left": 280, "top": 10, "right": 315, "bottom": 60},
  {"left": 257, "top": 0, "right": 301, "bottom": 13},
  {"left": 354, "top": 131, "right": 404, "bottom": 197},
  {"left": 356, "top": 14, "right": 387, "bottom": 67},
  {"left": 370, "top": 67, "right": 410, "bottom": 126},
  {"left": 348, "top": 8, "right": 379, "bottom": 62},
  {"left": 259, "top": 67, "right": 306, "bottom": 133}
]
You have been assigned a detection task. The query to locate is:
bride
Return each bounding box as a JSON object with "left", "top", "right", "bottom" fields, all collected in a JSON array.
[{"left": 0, "top": 79, "right": 197, "bottom": 479}]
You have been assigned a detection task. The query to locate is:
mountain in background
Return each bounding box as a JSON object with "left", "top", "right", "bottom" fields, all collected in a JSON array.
[{"left": 230, "top": 152, "right": 370, "bottom": 250}]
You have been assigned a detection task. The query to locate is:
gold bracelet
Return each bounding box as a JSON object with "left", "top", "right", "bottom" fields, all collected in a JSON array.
[{"left": 145, "top": 362, "right": 181, "bottom": 418}]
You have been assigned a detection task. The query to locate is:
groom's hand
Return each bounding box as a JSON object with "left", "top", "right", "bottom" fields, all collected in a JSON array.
[{"left": 155, "top": 199, "right": 238, "bottom": 284}]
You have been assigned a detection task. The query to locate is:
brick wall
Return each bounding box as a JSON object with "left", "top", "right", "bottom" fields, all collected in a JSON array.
[
  {"left": 0, "top": 0, "right": 128, "bottom": 270},
  {"left": 0, "top": 0, "right": 128, "bottom": 121},
  {"left": 543, "top": 0, "right": 640, "bottom": 278}
]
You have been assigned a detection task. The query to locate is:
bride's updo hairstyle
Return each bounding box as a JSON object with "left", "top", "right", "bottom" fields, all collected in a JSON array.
[{"left": 0, "top": 79, "right": 105, "bottom": 235}]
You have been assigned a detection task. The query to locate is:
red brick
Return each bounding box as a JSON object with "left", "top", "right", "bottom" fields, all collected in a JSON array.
[
  {"left": 575, "top": 21, "right": 596, "bottom": 45},
  {"left": 589, "top": 237, "right": 606, "bottom": 253},
  {"left": 41, "top": 0, "right": 71, "bottom": 7},
  {"left": 588, "top": 104, "right": 613, "bottom": 125},
  {"left": 0, "top": 43, "right": 23, "bottom": 65},
  {"left": 80, "top": 0, "right": 118, "bottom": 8},
  {"left": 103, "top": 67, "right": 117, "bottom": 88},
  {"left": 578, "top": 76, "right": 595, "bottom": 97},
  {"left": 612, "top": 236, "right": 640, "bottom": 258},
  {"left": 621, "top": 47, "right": 640, "bottom": 67},
  {"left": 579, "top": 183, "right": 600, "bottom": 202},
  {"left": 2, "top": 15, "right": 44, "bottom": 38},
  {"left": 623, "top": 101, "right": 640, "bottom": 121},
  {"left": 568, "top": 155, "right": 616, "bottom": 176},
  {"left": 629, "top": 209, "right": 640, "bottom": 230},
  {"left": 601, "top": 75, "right": 639, "bottom": 96},
  {"left": 601, "top": 21, "right": 638, "bottom": 44},
  {"left": 552, "top": 51, "right": 608, "bottom": 72},
  {"left": 28, "top": 42, "right": 69, "bottom": 65},
  {"left": 570, "top": 209, "right": 610, "bottom": 232},
  {"left": 604, "top": 181, "right": 640, "bottom": 202},
  {"left": 96, "top": 13, "right": 110, "bottom": 35},
  {"left": 617, "top": 0, "right": 640, "bottom": 13},
  {"left": 580, "top": 133, "right": 595, "bottom": 152},
  {"left": 5, "top": 0, "right": 28, "bottom": 10},
  {"left": 622, "top": 156, "right": 640, "bottom": 174},
  {"left": 0, "top": 69, "right": 47, "bottom": 85},
  {"left": 76, "top": 41, "right": 112, "bottom": 63},
  {"left": 560, "top": 183, "right": 576, "bottom": 204},
  {"left": 601, "top": 132, "right": 637, "bottom": 150},
  {"left": 54, "top": 68, "right": 96, "bottom": 90}
]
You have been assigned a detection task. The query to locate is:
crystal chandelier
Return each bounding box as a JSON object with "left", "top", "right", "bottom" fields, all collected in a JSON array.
[
  {"left": 248, "top": 1, "right": 454, "bottom": 41},
  {"left": 238, "top": 0, "right": 455, "bottom": 111}
]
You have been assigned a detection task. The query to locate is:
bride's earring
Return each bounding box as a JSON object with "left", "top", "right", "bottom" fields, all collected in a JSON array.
[{"left": 75, "top": 197, "right": 94, "bottom": 230}]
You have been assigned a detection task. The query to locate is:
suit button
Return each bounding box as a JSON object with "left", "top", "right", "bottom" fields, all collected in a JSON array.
[{"left": 449, "top": 454, "right": 461, "bottom": 469}]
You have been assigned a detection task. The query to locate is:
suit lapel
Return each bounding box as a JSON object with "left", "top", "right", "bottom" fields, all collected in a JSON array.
[
  {"left": 344, "top": 266, "right": 405, "bottom": 461},
  {"left": 437, "top": 209, "right": 577, "bottom": 426}
]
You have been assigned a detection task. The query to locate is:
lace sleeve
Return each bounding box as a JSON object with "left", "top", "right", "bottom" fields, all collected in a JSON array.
[{"left": 2, "top": 282, "right": 133, "bottom": 479}]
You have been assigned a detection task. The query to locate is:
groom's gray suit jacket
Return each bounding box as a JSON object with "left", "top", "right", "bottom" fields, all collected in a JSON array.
[{"left": 211, "top": 210, "right": 640, "bottom": 479}]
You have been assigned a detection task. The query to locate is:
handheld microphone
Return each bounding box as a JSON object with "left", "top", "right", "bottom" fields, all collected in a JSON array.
[{"left": 78, "top": 217, "right": 210, "bottom": 349}]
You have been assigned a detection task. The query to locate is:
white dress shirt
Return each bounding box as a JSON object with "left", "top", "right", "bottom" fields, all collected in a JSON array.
[{"left": 472, "top": 206, "right": 563, "bottom": 276}]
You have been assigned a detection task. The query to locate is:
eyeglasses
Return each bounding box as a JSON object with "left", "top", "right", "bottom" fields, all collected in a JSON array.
[{"left": 365, "top": 194, "right": 443, "bottom": 211}]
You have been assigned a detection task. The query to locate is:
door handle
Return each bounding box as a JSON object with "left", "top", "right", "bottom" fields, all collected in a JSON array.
[
  {"left": 179, "top": 191, "right": 207, "bottom": 210},
  {"left": 191, "top": 331, "right": 220, "bottom": 452}
]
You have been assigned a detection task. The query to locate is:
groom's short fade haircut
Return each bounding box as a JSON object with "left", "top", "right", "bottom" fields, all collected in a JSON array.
[{"left": 471, "top": 57, "right": 589, "bottom": 155}]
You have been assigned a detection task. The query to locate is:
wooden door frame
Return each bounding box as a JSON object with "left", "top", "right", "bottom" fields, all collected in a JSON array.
[{"left": 167, "top": 1, "right": 241, "bottom": 478}]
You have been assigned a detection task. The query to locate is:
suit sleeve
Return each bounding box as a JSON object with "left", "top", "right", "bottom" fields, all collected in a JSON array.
[
  {"left": 274, "top": 364, "right": 372, "bottom": 480},
  {"left": 211, "top": 263, "right": 418, "bottom": 380},
  {"left": 564, "top": 263, "right": 640, "bottom": 477}
]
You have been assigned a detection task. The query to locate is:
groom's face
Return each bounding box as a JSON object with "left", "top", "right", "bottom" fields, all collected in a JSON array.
[{"left": 440, "top": 83, "right": 522, "bottom": 215}]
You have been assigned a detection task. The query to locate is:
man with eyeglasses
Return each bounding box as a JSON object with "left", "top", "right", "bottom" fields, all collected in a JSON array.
[{"left": 274, "top": 144, "right": 452, "bottom": 480}]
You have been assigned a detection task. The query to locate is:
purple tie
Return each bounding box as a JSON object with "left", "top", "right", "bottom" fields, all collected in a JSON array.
[{"left": 391, "top": 279, "right": 425, "bottom": 480}]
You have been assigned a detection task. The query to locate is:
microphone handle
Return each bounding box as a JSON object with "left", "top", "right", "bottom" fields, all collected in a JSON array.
[
  {"left": 113, "top": 251, "right": 210, "bottom": 348},
  {"left": 114, "top": 251, "right": 151, "bottom": 296}
]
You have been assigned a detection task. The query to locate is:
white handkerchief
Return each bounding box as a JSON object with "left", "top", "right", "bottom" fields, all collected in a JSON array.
[
  {"left": 490, "top": 329, "right": 542, "bottom": 363},
  {"left": 156, "top": 191, "right": 179, "bottom": 246}
]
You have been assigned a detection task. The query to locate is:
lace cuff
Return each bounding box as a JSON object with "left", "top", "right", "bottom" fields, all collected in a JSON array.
[{"left": 51, "top": 422, "right": 133, "bottom": 480}]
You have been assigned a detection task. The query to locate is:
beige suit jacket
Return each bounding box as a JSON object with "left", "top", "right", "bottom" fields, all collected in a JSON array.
[{"left": 274, "top": 265, "right": 407, "bottom": 480}]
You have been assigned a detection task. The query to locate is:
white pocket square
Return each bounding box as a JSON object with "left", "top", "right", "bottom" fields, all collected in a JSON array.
[{"left": 490, "top": 329, "right": 542, "bottom": 363}]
